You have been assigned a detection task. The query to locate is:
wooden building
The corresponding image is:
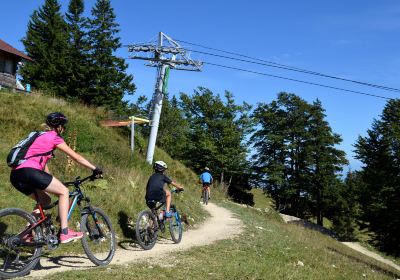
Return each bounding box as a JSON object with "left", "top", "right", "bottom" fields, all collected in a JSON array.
[{"left": 0, "top": 39, "right": 32, "bottom": 89}]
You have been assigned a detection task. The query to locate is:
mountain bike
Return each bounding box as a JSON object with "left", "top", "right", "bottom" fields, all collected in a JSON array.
[
  {"left": 135, "top": 188, "right": 184, "bottom": 250},
  {"left": 201, "top": 184, "right": 210, "bottom": 205},
  {"left": 0, "top": 174, "right": 116, "bottom": 279}
]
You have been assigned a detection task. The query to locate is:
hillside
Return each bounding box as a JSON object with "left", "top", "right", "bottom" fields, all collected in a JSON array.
[
  {"left": 1, "top": 91, "right": 399, "bottom": 279},
  {"left": 0, "top": 91, "right": 213, "bottom": 247},
  {"left": 46, "top": 200, "right": 400, "bottom": 280}
]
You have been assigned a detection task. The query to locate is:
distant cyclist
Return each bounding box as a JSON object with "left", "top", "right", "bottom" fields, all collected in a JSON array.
[
  {"left": 145, "top": 161, "right": 184, "bottom": 218},
  {"left": 199, "top": 167, "right": 213, "bottom": 200},
  {"left": 9, "top": 112, "right": 103, "bottom": 243}
]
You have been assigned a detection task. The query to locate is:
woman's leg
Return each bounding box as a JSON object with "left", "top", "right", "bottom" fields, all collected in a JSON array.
[
  {"left": 29, "top": 190, "right": 51, "bottom": 207},
  {"left": 42, "top": 177, "right": 69, "bottom": 229},
  {"left": 28, "top": 190, "right": 51, "bottom": 219}
]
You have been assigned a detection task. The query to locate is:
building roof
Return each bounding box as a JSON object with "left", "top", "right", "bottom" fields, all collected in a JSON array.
[{"left": 0, "top": 39, "right": 33, "bottom": 61}]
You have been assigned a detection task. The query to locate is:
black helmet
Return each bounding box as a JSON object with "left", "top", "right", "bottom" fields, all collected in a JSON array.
[
  {"left": 154, "top": 160, "right": 167, "bottom": 172},
  {"left": 46, "top": 112, "right": 68, "bottom": 128}
]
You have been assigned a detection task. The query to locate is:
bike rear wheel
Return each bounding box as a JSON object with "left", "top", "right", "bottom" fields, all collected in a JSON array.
[
  {"left": 80, "top": 207, "right": 116, "bottom": 266},
  {"left": 169, "top": 207, "right": 182, "bottom": 244},
  {"left": 203, "top": 189, "right": 209, "bottom": 205},
  {"left": 135, "top": 210, "right": 158, "bottom": 250},
  {"left": 0, "top": 208, "right": 42, "bottom": 279}
]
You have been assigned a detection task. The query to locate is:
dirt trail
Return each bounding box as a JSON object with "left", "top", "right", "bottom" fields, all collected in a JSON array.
[
  {"left": 342, "top": 242, "right": 400, "bottom": 272},
  {"left": 280, "top": 213, "right": 400, "bottom": 272},
  {"left": 27, "top": 202, "right": 243, "bottom": 278}
]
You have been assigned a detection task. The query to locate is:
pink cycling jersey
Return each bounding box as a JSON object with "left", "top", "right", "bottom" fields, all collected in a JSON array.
[{"left": 14, "top": 131, "right": 64, "bottom": 171}]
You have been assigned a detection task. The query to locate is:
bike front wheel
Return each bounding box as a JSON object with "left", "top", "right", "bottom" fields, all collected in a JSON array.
[
  {"left": 80, "top": 207, "right": 116, "bottom": 266},
  {"left": 0, "top": 208, "right": 43, "bottom": 279},
  {"left": 135, "top": 210, "right": 158, "bottom": 250},
  {"left": 169, "top": 208, "right": 182, "bottom": 244}
]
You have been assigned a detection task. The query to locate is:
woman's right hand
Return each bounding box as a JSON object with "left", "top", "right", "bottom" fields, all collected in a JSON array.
[{"left": 92, "top": 167, "right": 103, "bottom": 177}]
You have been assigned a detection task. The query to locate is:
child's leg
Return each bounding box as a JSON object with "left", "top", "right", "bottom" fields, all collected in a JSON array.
[{"left": 164, "top": 188, "right": 171, "bottom": 213}]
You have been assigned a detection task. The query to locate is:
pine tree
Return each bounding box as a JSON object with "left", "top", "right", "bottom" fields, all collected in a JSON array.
[
  {"left": 65, "top": 0, "right": 90, "bottom": 101},
  {"left": 251, "top": 98, "right": 289, "bottom": 210},
  {"left": 306, "top": 100, "right": 347, "bottom": 226},
  {"left": 180, "top": 87, "right": 252, "bottom": 182},
  {"left": 157, "top": 95, "right": 190, "bottom": 159},
  {"left": 355, "top": 99, "right": 400, "bottom": 256},
  {"left": 251, "top": 93, "right": 347, "bottom": 223},
  {"left": 87, "top": 0, "right": 135, "bottom": 109},
  {"left": 21, "top": 0, "right": 70, "bottom": 96},
  {"left": 330, "top": 171, "right": 360, "bottom": 241},
  {"left": 251, "top": 93, "right": 311, "bottom": 215}
]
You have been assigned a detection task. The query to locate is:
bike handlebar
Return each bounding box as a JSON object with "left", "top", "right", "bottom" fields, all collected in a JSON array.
[
  {"left": 41, "top": 175, "right": 100, "bottom": 210},
  {"left": 172, "top": 188, "right": 184, "bottom": 193},
  {"left": 63, "top": 174, "right": 100, "bottom": 187}
]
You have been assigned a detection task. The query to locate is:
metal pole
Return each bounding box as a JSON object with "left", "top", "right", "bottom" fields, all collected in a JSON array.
[
  {"left": 138, "top": 31, "right": 199, "bottom": 164},
  {"left": 146, "top": 32, "right": 164, "bottom": 164},
  {"left": 146, "top": 64, "right": 167, "bottom": 164}
]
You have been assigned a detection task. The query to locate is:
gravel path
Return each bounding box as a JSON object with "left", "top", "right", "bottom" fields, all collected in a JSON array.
[
  {"left": 26, "top": 202, "right": 243, "bottom": 278},
  {"left": 342, "top": 242, "right": 400, "bottom": 272},
  {"left": 280, "top": 213, "right": 400, "bottom": 272}
]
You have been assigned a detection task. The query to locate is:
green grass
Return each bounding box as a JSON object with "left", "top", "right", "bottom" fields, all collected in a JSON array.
[
  {"left": 250, "top": 188, "right": 274, "bottom": 209},
  {"left": 47, "top": 200, "right": 400, "bottom": 280},
  {"left": 0, "top": 91, "right": 209, "bottom": 254},
  {"left": 2, "top": 91, "right": 399, "bottom": 279}
]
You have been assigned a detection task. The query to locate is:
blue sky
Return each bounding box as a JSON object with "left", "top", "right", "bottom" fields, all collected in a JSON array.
[{"left": 2, "top": 0, "right": 400, "bottom": 170}]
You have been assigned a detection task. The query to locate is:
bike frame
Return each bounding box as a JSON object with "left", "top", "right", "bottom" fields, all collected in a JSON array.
[
  {"left": 148, "top": 189, "right": 183, "bottom": 225},
  {"left": 16, "top": 175, "right": 101, "bottom": 246}
]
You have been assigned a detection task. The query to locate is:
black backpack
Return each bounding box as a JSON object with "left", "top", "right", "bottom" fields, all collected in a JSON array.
[{"left": 6, "top": 131, "right": 53, "bottom": 167}]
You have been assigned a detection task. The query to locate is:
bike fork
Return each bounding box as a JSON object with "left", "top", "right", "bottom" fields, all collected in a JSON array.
[{"left": 88, "top": 208, "right": 106, "bottom": 238}]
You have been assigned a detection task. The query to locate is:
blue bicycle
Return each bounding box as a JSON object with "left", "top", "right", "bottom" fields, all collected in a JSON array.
[{"left": 135, "top": 188, "right": 183, "bottom": 250}]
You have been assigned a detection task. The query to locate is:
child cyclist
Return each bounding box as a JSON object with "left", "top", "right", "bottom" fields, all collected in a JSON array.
[
  {"left": 145, "top": 161, "right": 184, "bottom": 217},
  {"left": 9, "top": 112, "right": 103, "bottom": 243}
]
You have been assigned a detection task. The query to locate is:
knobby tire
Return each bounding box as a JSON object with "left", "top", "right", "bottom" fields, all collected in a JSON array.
[
  {"left": 135, "top": 210, "right": 158, "bottom": 250},
  {"left": 80, "top": 207, "right": 116, "bottom": 266},
  {"left": 169, "top": 207, "right": 182, "bottom": 244},
  {"left": 0, "top": 208, "right": 43, "bottom": 279}
]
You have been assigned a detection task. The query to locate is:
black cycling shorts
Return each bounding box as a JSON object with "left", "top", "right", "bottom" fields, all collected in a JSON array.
[
  {"left": 146, "top": 197, "right": 166, "bottom": 209},
  {"left": 202, "top": 183, "right": 211, "bottom": 187},
  {"left": 10, "top": 168, "right": 53, "bottom": 196}
]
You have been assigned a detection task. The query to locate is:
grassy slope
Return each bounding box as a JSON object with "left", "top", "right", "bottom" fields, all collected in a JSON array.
[
  {"left": 0, "top": 91, "right": 211, "bottom": 248},
  {"left": 251, "top": 188, "right": 274, "bottom": 209},
  {"left": 1, "top": 91, "right": 399, "bottom": 279},
  {"left": 49, "top": 200, "right": 400, "bottom": 280}
]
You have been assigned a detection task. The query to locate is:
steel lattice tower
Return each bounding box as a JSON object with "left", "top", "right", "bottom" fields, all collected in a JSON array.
[{"left": 128, "top": 32, "right": 203, "bottom": 164}]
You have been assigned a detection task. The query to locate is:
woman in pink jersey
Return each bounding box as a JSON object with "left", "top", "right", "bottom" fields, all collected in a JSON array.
[{"left": 10, "top": 112, "right": 102, "bottom": 243}]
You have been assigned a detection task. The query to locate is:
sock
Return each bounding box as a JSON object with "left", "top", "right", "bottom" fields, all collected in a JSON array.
[{"left": 62, "top": 227, "right": 68, "bottom": 235}]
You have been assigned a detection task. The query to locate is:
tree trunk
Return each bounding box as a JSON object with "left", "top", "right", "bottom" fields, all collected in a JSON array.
[{"left": 316, "top": 188, "right": 323, "bottom": 226}]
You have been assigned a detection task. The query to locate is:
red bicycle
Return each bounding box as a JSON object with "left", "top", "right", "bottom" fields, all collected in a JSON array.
[{"left": 0, "top": 175, "right": 116, "bottom": 278}]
